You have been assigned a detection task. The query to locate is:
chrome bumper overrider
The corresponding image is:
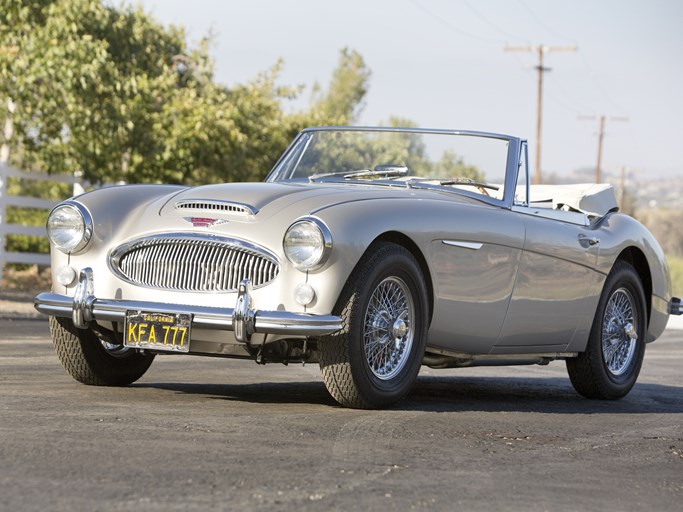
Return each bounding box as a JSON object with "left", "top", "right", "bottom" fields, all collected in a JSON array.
[
  {"left": 34, "top": 268, "right": 342, "bottom": 343},
  {"left": 671, "top": 297, "right": 682, "bottom": 316}
]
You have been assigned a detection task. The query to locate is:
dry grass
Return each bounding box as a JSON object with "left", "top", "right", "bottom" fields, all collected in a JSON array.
[
  {"left": 1, "top": 265, "right": 52, "bottom": 294},
  {"left": 668, "top": 256, "right": 683, "bottom": 297}
]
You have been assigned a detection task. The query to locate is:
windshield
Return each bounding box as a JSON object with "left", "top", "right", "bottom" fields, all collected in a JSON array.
[{"left": 267, "top": 128, "right": 512, "bottom": 200}]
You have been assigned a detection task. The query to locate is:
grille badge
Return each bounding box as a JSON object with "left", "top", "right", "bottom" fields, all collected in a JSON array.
[{"left": 183, "top": 217, "right": 228, "bottom": 228}]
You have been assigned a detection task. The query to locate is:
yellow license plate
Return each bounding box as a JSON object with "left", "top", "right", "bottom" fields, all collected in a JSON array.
[{"left": 124, "top": 311, "right": 191, "bottom": 353}]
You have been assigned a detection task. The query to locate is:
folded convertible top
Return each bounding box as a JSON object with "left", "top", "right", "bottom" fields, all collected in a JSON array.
[{"left": 530, "top": 183, "right": 619, "bottom": 218}]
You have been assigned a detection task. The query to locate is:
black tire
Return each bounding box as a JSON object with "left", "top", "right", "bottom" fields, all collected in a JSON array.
[
  {"left": 49, "top": 316, "right": 155, "bottom": 386},
  {"left": 566, "top": 261, "right": 647, "bottom": 399},
  {"left": 318, "top": 242, "right": 429, "bottom": 409}
]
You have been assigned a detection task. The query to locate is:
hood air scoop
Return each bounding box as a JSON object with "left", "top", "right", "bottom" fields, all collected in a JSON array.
[{"left": 174, "top": 199, "right": 258, "bottom": 216}]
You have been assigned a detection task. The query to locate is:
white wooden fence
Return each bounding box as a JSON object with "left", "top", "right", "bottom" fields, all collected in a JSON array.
[{"left": 0, "top": 163, "right": 83, "bottom": 284}]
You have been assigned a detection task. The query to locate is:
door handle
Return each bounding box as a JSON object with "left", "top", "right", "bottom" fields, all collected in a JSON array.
[{"left": 578, "top": 234, "right": 600, "bottom": 247}]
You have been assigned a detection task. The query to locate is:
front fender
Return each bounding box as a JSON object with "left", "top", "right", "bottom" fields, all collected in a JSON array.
[
  {"left": 49, "top": 185, "right": 187, "bottom": 295},
  {"left": 305, "top": 197, "right": 521, "bottom": 315},
  {"left": 595, "top": 212, "right": 672, "bottom": 341}
]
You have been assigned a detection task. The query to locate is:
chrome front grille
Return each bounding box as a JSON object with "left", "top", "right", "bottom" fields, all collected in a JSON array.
[{"left": 110, "top": 234, "right": 279, "bottom": 292}]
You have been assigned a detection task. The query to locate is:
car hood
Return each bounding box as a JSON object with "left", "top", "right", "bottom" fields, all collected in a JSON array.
[{"left": 159, "top": 181, "right": 476, "bottom": 222}]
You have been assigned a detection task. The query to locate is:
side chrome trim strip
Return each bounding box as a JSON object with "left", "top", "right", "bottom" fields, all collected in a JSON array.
[{"left": 442, "top": 240, "right": 483, "bottom": 250}]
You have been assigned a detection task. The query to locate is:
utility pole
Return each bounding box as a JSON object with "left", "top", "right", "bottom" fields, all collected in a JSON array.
[
  {"left": 505, "top": 44, "right": 576, "bottom": 184},
  {"left": 596, "top": 115, "right": 606, "bottom": 184},
  {"left": 578, "top": 115, "right": 628, "bottom": 183}
]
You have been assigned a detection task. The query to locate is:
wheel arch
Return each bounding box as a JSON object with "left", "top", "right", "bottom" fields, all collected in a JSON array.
[
  {"left": 594, "top": 212, "right": 670, "bottom": 341},
  {"left": 317, "top": 235, "right": 431, "bottom": 408},
  {"left": 615, "top": 246, "right": 653, "bottom": 325},
  {"left": 363, "top": 231, "right": 435, "bottom": 326}
]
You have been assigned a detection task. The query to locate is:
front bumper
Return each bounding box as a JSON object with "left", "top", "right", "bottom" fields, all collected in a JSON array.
[{"left": 34, "top": 267, "right": 342, "bottom": 343}]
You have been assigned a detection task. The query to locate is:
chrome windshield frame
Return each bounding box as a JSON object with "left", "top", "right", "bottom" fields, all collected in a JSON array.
[{"left": 265, "top": 126, "right": 524, "bottom": 209}]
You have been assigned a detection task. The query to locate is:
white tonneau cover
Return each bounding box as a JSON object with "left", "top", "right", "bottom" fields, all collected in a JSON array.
[{"left": 529, "top": 183, "right": 618, "bottom": 218}]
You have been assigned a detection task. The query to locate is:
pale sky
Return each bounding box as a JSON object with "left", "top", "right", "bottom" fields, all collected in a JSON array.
[{"left": 137, "top": 0, "right": 683, "bottom": 181}]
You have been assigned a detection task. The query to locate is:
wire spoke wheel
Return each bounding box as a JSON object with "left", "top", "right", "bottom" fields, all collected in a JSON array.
[
  {"left": 363, "top": 277, "right": 415, "bottom": 380},
  {"left": 318, "top": 242, "right": 429, "bottom": 409},
  {"left": 566, "top": 261, "right": 646, "bottom": 400},
  {"left": 601, "top": 288, "right": 637, "bottom": 376}
]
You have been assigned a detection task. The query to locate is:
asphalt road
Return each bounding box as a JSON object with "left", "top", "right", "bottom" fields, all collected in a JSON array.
[{"left": 1, "top": 318, "right": 681, "bottom": 512}]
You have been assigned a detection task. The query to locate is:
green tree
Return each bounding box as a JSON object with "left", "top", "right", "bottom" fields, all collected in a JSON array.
[
  {"left": 1, "top": 1, "right": 371, "bottom": 185},
  {"left": 0, "top": 0, "right": 372, "bottom": 276},
  {"left": 381, "top": 117, "right": 484, "bottom": 180},
  {"left": 1, "top": 0, "right": 188, "bottom": 181},
  {"left": 432, "top": 149, "right": 484, "bottom": 181},
  {"left": 309, "top": 48, "right": 371, "bottom": 125}
]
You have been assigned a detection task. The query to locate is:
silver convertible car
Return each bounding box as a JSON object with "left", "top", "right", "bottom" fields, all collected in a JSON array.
[{"left": 35, "top": 127, "right": 682, "bottom": 408}]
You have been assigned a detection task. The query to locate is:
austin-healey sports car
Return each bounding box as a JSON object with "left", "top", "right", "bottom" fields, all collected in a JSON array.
[{"left": 35, "top": 127, "right": 682, "bottom": 408}]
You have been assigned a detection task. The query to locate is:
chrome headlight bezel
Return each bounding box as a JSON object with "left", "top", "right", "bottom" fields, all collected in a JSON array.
[
  {"left": 46, "top": 201, "right": 93, "bottom": 254},
  {"left": 283, "top": 217, "right": 332, "bottom": 271}
]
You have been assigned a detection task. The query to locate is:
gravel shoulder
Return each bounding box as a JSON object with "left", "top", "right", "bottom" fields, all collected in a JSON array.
[{"left": 0, "top": 290, "right": 41, "bottom": 319}]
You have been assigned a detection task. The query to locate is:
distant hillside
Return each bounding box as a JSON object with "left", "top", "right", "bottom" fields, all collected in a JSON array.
[
  {"left": 632, "top": 177, "right": 683, "bottom": 210},
  {"left": 543, "top": 168, "right": 682, "bottom": 210}
]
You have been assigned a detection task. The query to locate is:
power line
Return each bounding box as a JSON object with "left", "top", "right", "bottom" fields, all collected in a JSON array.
[
  {"left": 513, "top": 1, "right": 627, "bottom": 128},
  {"left": 409, "top": 0, "right": 501, "bottom": 45},
  {"left": 461, "top": 0, "right": 530, "bottom": 44},
  {"left": 505, "top": 44, "right": 577, "bottom": 184},
  {"left": 517, "top": 1, "right": 627, "bottom": 115},
  {"left": 516, "top": 0, "right": 575, "bottom": 44},
  {"left": 544, "top": 73, "right": 594, "bottom": 115},
  {"left": 544, "top": 88, "right": 582, "bottom": 115},
  {"left": 577, "top": 53, "right": 627, "bottom": 114}
]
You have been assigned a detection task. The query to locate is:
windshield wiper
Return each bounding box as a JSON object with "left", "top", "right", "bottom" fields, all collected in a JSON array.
[
  {"left": 308, "top": 170, "right": 368, "bottom": 181},
  {"left": 309, "top": 165, "right": 409, "bottom": 182},
  {"left": 406, "top": 177, "right": 500, "bottom": 197},
  {"left": 407, "top": 177, "right": 499, "bottom": 191},
  {"left": 438, "top": 178, "right": 499, "bottom": 191}
]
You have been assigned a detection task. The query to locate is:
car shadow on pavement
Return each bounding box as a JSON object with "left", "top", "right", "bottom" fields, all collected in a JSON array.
[
  {"left": 137, "top": 380, "right": 339, "bottom": 407},
  {"left": 402, "top": 376, "right": 683, "bottom": 414},
  {"left": 137, "top": 376, "right": 683, "bottom": 414}
]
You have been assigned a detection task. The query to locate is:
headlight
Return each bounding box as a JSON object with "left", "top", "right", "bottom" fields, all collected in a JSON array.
[
  {"left": 283, "top": 218, "right": 332, "bottom": 271},
  {"left": 46, "top": 202, "right": 93, "bottom": 254}
]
